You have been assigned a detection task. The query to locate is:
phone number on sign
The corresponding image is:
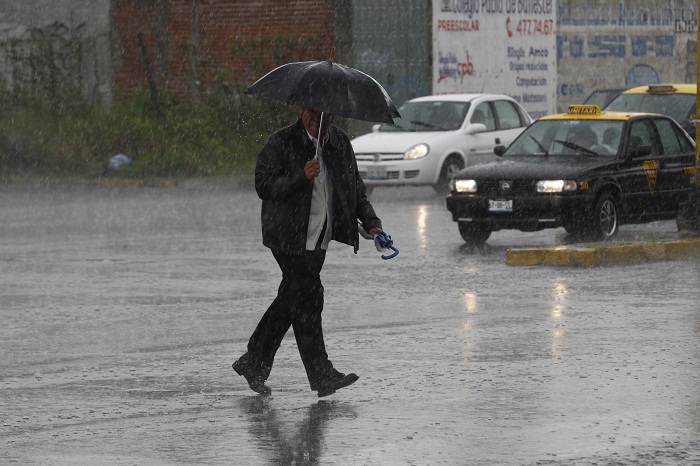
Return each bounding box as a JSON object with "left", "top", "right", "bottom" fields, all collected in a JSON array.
[{"left": 506, "top": 17, "right": 554, "bottom": 36}]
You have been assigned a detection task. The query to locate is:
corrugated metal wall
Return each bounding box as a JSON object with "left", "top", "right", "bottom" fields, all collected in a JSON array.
[{"left": 352, "top": 0, "right": 432, "bottom": 134}]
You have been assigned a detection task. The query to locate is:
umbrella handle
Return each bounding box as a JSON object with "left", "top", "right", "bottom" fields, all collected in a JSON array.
[
  {"left": 315, "top": 112, "right": 324, "bottom": 160},
  {"left": 381, "top": 245, "right": 399, "bottom": 260}
]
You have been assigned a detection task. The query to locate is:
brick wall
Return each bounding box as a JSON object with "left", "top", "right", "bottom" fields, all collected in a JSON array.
[{"left": 112, "top": 0, "right": 341, "bottom": 102}]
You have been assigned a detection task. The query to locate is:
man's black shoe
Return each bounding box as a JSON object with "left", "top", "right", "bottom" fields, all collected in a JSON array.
[
  {"left": 232, "top": 360, "right": 271, "bottom": 396},
  {"left": 316, "top": 372, "right": 359, "bottom": 398}
]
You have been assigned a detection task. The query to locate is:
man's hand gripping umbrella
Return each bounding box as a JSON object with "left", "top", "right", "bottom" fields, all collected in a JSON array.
[{"left": 358, "top": 221, "right": 399, "bottom": 260}]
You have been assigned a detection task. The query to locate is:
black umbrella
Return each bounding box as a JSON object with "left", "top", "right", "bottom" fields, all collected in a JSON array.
[{"left": 244, "top": 60, "right": 401, "bottom": 124}]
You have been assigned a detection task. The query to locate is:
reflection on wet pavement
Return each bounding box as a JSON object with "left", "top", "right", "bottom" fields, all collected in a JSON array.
[{"left": 239, "top": 397, "right": 356, "bottom": 464}]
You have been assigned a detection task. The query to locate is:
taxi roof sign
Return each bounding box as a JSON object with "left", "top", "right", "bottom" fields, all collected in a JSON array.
[
  {"left": 567, "top": 105, "right": 601, "bottom": 115},
  {"left": 622, "top": 83, "right": 695, "bottom": 95},
  {"left": 646, "top": 84, "right": 677, "bottom": 94}
]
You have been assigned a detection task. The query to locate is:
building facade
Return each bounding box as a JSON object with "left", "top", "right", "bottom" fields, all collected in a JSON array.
[{"left": 0, "top": 1, "right": 696, "bottom": 118}]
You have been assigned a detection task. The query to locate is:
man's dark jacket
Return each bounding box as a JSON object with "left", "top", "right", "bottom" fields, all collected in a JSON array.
[{"left": 255, "top": 118, "right": 382, "bottom": 254}]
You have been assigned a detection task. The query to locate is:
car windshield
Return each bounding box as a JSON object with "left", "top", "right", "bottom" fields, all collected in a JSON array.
[
  {"left": 505, "top": 120, "right": 625, "bottom": 157},
  {"left": 378, "top": 101, "right": 469, "bottom": 132},
  {"left": 605, "top": 93, "right": 695, "bottom": 127},
  {"left": 583, "top": 89, "right": 623, "bottom": 108}
]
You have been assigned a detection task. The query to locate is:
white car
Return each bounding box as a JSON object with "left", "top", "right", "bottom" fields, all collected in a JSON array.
[{"left": 351, "top": 94, "right": 532, "bottom": 193}]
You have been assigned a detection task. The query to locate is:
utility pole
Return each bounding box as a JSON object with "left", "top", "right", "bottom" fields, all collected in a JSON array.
[
  {"left": 677, "top": 2, "right": 700, "bottom": 235},
  {"left": 696, "top": 3, "right": 700, "bottom": 195}
]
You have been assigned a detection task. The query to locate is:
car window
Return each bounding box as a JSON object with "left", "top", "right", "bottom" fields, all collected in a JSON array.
[
  {"left": 472, "top": 102, "right": 496, "bottom": 132},
  {"left": 628, "top": 119, "right": 661, "bottom": 156},
  {"left": 386, "top": 101, "right": 469, "bottom": 132},
  {"left": 505, "top": 120, "right": 624, "bottom": 157},
  {"left": 561, "top": 121, "right": 622, "bottom": 155},
  {"left": 675, "top": 123, "right": 695, "bottom": 152},
  {"left": 606, "top": 93, "right": 695, "bottom": 130},
  {"left": 583, "top": 89, "right": 623, "bottom": 108},
  {"left": 654, "top": 118, "right": 684, "bottom": 154},
  {"left": 600, "top": 126, "right": 621, "bottom": 154},
  {"left": 493, "top": 100, "right": 524, "bottom": 130},
  {"left": 516, "top": 105, "right": 531, "bottom": 126}
]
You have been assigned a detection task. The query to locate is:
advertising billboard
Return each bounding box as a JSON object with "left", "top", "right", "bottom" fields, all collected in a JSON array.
[{"left": 433, "top": 0, "right": 557, "bottom": 118}]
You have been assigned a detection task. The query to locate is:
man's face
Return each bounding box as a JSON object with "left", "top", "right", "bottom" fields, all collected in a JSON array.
[{"left": 301, "top": 107, "right": 334, "bottom": 139}]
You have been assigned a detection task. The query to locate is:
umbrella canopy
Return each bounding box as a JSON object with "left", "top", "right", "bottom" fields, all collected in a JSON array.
[{"left": 244, "top": 60, "right": 401, "bottom": 124}]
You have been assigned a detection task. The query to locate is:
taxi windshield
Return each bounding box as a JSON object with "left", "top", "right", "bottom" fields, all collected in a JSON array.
[
  {"left": 605, "top": 93, "right": 694, "bottom": 126},
  {"left": 378, "top": 101, "right": 469, "bottom": 132},
  {"left": 505, "top": 120, "right": 624, "bottom": 157}
]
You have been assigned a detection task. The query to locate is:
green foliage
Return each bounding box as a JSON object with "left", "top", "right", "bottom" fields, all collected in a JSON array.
[{"left": 0, "top": 86, "right": 299, "bottom": 178}]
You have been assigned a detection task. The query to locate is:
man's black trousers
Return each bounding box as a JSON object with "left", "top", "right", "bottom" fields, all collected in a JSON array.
[{"left": 246, "top": 248, "right": 334, "bottom": 388}]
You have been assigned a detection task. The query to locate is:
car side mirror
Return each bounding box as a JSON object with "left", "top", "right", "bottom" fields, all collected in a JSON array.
[
  {"left": 494, "top": 145, "right": 507, "bottom": 157},
  {"left": 627, "top": 144, "right": 652, "bottom": 159},
  {"left": 466, "top": 123, "right": 487, "bottom": 135},
  {"left": 372, "top": 124, "right": 381, "bottom": 132}
]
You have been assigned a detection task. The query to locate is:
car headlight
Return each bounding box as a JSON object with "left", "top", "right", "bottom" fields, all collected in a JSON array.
[
  {"left": 405, "top": 143, "right": 429, "bottom": 159},
  {"left": 536, "top": 180, "right": 578, "bottom": 193},
  {"left": 451, "top": 179, "right": 477, "bottom": 193}
]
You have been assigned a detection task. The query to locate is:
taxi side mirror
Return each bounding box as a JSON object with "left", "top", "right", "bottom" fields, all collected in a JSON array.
[
  {"left": 627, "top": 145, "right": 652, "bottom": 159},
  {"left": 494, "top": 145, "right": 507, "bottom": 157},
  {"left": 466, "top": 123, "right": 487, "bottom": 135}
]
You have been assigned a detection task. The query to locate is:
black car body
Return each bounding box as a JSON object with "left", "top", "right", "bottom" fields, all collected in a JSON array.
[{"left": 445, "top": 105, "right": 696, "bottom": 245}]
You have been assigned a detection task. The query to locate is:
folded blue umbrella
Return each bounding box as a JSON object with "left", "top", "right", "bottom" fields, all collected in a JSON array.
[{"left": 358, "top": 221, "right": 399, "bottom": 260}]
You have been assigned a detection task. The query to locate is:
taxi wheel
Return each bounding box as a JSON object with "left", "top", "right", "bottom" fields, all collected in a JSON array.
[
  {"left": 434, "top": 155, "right": 464, "bottom": 194},
  {"left": 458, "top": 222, "right": 491, "bottom": 246},
  {"left": 589, "top": 192, "right": 619, "bottom": 241}
]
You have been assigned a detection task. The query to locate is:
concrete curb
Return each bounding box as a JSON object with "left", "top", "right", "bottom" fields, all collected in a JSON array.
[{"left": 506, "top": 237, "right": 700, "bottom": 267}]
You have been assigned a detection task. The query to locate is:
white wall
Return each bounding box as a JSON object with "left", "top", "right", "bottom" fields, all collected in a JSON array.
[
  {"left": 556, "top": 0, "right": 697, "bottom": 110},
  {"left": 433, "top": 0, "right": 558, "bottom": 119},
  {"left": 432, "top": 0, "right": 698, "bottom": 116}
]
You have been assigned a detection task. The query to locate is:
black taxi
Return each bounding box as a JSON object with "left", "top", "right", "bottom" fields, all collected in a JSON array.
[{"left": 445, "top": 105, "right": 696, "bottom": 245}]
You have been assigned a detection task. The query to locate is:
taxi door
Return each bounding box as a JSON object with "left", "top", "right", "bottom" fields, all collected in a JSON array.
[
  {"left": 618, "top": 119, "right": 662, "bottom": 216},
  {"left": 652, "top": 118, "right": 695, "bottom": 212}
]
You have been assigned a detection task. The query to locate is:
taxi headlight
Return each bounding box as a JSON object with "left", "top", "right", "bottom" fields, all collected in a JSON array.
[
  {"left": 405, "top": 143, "right": 429, "bottom": 160},
  {"left": 536, "top": 180, "right": 578, "bottom": 193},
  {"left": 451, "top": 179, "right": 477, "bottom": 193}
]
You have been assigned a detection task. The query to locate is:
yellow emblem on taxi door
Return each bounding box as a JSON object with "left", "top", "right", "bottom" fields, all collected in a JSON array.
[{"left": 643, "top": 160, "right": 657, "bottom": 194}]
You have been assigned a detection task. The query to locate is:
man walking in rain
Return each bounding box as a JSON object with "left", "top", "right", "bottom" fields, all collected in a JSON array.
[{"left": 232, "top": 106, "right": 387, "bottom": 397}]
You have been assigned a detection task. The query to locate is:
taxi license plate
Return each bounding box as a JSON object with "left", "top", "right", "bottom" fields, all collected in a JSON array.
[
  {"left": 489, "top": 199, "right": 513, "bottom": 212},
  {"left": 367, "top": 166, "right": 388, "bottom": 180}
]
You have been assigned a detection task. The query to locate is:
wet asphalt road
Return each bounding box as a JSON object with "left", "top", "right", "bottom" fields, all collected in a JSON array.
[{"left": 1, "top": 179, "right": 699, "bottom": 465}]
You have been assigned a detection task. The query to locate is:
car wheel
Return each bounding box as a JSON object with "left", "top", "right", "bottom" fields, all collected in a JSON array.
[
  {"left": 458, "top": 221, "right": 491, "bottom": 246},
  {"left": 434, "top": 155, "right": 464, "bottom": 194},
  {"left": 589, "top": 192, "right": 619, "bottom": 241}
]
